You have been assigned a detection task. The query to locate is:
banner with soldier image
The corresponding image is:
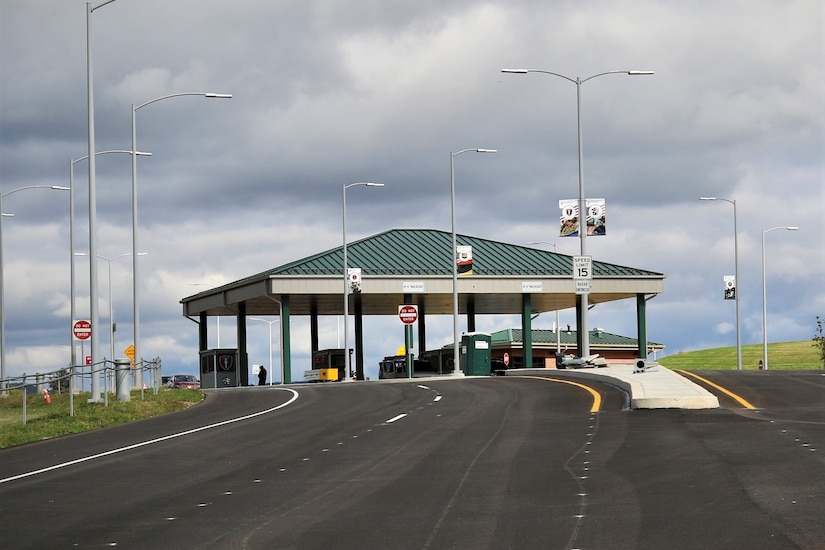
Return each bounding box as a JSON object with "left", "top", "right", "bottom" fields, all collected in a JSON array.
[
  {"left": 559, "top": 198, "right": 606, "bottom": 237},
  {"left": 723, "top": 275, "right": 736, "bottom": 300}
]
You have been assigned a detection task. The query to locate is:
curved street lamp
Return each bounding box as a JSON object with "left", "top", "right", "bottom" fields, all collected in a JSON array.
[
  {"left": 342, "top": 182, "right": 384, "bottom": 382},
  {"left": 131, "top": 92, "right": 231, "bottom": 388},
  {"left": 86, "top": 0, "right": 120, "bottom": 401},
  {"left": 501, "top": 68, "right": 653, "bottom": 358},
  {"left": 450, "top": 149, "right": 496, "bottom": 375},
  {"left": 699, "top": 196, "right": 742, "bottom": 370},
  {"left": 0, "top": 185, "right": 70, "bottom": 390},
  {"left": 761, "top": 226, "right": 798, "bottom": 370},
  {"left": 70, "top": 150, "right": 150, "bottom": 372}
]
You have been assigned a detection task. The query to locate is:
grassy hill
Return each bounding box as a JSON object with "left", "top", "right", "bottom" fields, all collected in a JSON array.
[{"left": 658, "top": 340, "right": 823, "bottom": 371}]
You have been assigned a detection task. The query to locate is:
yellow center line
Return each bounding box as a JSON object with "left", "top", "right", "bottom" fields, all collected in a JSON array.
[
  {"left": 518, "top": 375, "right": 602, "bottom": 413},
  {"left": 677, "top": 370, "right": 757, "bottom": 409}
]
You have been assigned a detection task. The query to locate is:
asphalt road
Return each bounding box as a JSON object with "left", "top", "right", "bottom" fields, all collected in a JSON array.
[{"left": 0, "top": 372, "right": 822, "bottom": 549}]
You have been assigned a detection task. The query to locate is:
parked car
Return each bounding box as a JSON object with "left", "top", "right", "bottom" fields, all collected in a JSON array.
[{"left": 169, "top": 374, "right": 200, "bottom": 389}]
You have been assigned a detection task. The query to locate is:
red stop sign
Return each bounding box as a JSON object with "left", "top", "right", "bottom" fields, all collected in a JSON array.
[
  {"left": 73, "top": 320, "right": 92, "bottom": 341},
  {"left": 398, "top": 305, "right": 418, "bottom": 325},
  {"left": 503, "top": 353, "right": 510, "bottom": 366}
]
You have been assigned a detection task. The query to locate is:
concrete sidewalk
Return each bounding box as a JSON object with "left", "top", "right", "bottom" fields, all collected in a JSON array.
[{"left": 506, "top": 364, "right": 720, "bottom": 409}]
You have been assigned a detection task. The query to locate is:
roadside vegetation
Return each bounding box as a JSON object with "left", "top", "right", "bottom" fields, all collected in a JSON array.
[
  {"left": 658, "top": 340, "right": 821, "bottom": 371},
  {"left": 0, "top": 388, "right": 203, "bottom": 449}
]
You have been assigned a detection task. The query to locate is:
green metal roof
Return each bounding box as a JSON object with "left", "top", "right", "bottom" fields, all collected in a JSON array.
[{"left": 257, "top": 228, "right": 662, "bottom": 278}]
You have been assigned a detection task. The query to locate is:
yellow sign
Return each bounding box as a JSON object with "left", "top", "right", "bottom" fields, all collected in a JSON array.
[{"left": 124, "top": 344, "right": 135, "bottom": 366}]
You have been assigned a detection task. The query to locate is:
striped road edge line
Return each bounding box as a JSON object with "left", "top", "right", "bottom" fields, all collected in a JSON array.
[
  {"left": 677, "top": 370, "right": 757, "bottom": 409},
  {"left": 518, "top": 376, "right": 602, "bottom": 413}
]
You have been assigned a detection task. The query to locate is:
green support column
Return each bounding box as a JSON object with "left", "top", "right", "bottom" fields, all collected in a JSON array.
[
  {"left": 636, "top": 293, "right": 648, "bottom": 359},
  {"left": 237, "top": 302, "right": 248, "bottom": 386},
  {"left": 417, "top": 301, "right": 426, "bottom": 356},
  {"left": 281, "top": 296, "right": 291, "bottom": 383},
  {"left": 198, "top": 312, "right": 208, "bottom": 352},
  {"left": 355, "top": 293, "right": 364, "bottom": 380},
  {"left": 404, "top": 293, "right": 414, "bottom": 377},
  {"left": 575, "top": 294, "right": 584, "bottom": 356},
  {"left": 467, "top": 298, "right": 476, "bottom": 333},
  {"left": 310, "top": 299, "right": 318, "bottom": 354},
  {"left": 522, "top": 294, "right": 532, "bottom": 369}
]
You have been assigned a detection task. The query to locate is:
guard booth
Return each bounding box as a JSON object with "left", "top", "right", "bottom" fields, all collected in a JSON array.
[
  {"left": 460, "top": 332, "right": 491, "bottom": 376},
  {"left": 199, "top": 348, "right": 245, "bottom": 388}
]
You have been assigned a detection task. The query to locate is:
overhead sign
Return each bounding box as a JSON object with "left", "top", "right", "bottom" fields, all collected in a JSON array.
[
  {"left": 573, "top": 256, "right": 592, "bottom": 280},
  {"left": 522, "top": 281, "right": 542, "bottom": 292},
  {"left": 72, "top": 320, "right": 92, "bottom": 341},
  {"left": 402, "top": 281, "right": 425, "bottom": 293},
  {"left": 398, "top": 305, "right": 418, "bottom": 325}
]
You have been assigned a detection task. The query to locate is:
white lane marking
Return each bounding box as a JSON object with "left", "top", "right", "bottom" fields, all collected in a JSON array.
[
  {"left": 0, "top": 388, "right": 300, "bottom": 485},
  {"left": 434, "top": 395, "right": 442, "bottom": 402},
  {"left": 417, "top": 385, "right": 430, "bottom": 390},
  {"left": 385, "top": 414, "right": 408, "bottom": 424}
]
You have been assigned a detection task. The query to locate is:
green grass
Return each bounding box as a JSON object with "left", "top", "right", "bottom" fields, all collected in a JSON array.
[
  {"left": 658, "top": 340, "right": 823, "bottom": 371},
  {"left": 0, "top": 388, "right": 204, "bottom": 449}
]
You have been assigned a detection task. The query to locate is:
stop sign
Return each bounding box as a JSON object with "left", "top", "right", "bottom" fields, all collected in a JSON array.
[
  {"left": 503, "top": 352, "right": 510, "bottom": 366},
  {"left": 398, "top": 305, "right": 418, "bottom": 325},
  {"left": 73, "top": 320, "right": 92, "bottom": 341}
]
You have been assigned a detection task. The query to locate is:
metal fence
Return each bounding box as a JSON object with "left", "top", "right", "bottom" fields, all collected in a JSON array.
[{"left": 2, "top": 357, "right": 163, "bottom": 426}]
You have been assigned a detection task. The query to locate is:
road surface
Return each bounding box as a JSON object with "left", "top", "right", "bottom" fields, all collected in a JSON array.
[{"left": 0, "top": 371, "right": 822, "bottom": 549}]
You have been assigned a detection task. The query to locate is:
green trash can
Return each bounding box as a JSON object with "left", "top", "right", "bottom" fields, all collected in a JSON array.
[{"left": 460, "top": 333, "right": 491, "bottom": 376}]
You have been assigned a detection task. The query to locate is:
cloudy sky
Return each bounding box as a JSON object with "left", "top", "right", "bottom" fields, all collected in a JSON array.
[{"left": 1, "top": 0, "right": 822, "bottom": 383}]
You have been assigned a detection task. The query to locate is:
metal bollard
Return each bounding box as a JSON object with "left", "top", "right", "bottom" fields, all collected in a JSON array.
[{"left": 115, "top": 358, "right": 131, "bottom": 402}]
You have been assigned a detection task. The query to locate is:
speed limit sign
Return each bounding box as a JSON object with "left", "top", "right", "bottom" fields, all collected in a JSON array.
[{"left": 573, "top": 256, "right": 592, "bottom": 280}]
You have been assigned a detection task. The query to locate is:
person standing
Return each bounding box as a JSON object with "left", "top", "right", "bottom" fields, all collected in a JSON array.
[{"left": 258, "top": 365, "right": 267, "bottom": 386}]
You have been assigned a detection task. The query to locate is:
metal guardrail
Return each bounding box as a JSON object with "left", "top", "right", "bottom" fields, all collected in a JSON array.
[{"left": 1, "top": 357, "right": 163, "bottom": 426}]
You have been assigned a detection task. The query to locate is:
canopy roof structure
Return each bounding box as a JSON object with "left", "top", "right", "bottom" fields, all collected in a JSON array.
[{"left": 181, "top": 228, "right": 665, "bottom": 319}]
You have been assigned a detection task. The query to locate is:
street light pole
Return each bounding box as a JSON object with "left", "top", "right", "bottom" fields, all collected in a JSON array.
[
  {"left": 0, "top": 185, "right": 70, "bottom": 390},
  {"left": 450, "top": 149, "right": 496, "bottom": 375},
  {"left": 70, "top": 151, "right": 150, "bottom": 371},
  {"left": 76, "top": 252, "right": 146, "bottom": 367},
  {"left": 502, "top": 68, "right": 653, "bottom": 357},
  {"left": 761, "top": 226, "right": 799, "bottom": 371},
  {"left": 342, "top": 182, "right": 384, "bottom": 382},
  {"left": 86, "top": 0, "right": 119, "bottom": 402},
  {"left": 699, "top": 197, "right": 742, "bottom": 370},
  {"left": 131, "top": 92, "right": 231, "bottom": 388}
]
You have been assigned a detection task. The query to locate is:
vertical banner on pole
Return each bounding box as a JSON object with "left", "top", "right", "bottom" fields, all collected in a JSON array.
[
  {"left": 456, "top": 246, "right": 473, "bottom": 275},
  {"left": 559, "top": 198, "right": 606, "bottom": 237},
  {"left": 723, "top": 275, "right": 736, "bottom": 300}
]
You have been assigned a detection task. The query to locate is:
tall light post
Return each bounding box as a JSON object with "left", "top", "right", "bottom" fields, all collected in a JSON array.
[
  {"left": 450, "top": 149, "right": 497, "bottom": 375},
  {"left": 527, "top": 241, "right": 562, "bottom": 353},
  {"left": 0, "top": 185, "right": 70, "bottom": 390},
  {"left": 761, "top": 226, "right": 799, "bottom": 371},
  {"left": 249, "top": 317, "right": 279, "bottom": 385},
  {"left": 75, "top": 252, "right": 146, "bottom": 365},
  {"left": 70, "top": 151, "right": 150, "bottom": 371},
  {"left": 342, "top": 182, "right": 384, "bottom": 382},
  {"left": 699, "top": 197, "right": 742, "bottom": 370},
  {"left": 131, "top": 92, "right": 231, "bottom": 388},
  {"left": 86, "top": 0, "right": 119, "bottom": 402},
  {"left": 502, "top": 68, "right": 653, "bottom": 358}
]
